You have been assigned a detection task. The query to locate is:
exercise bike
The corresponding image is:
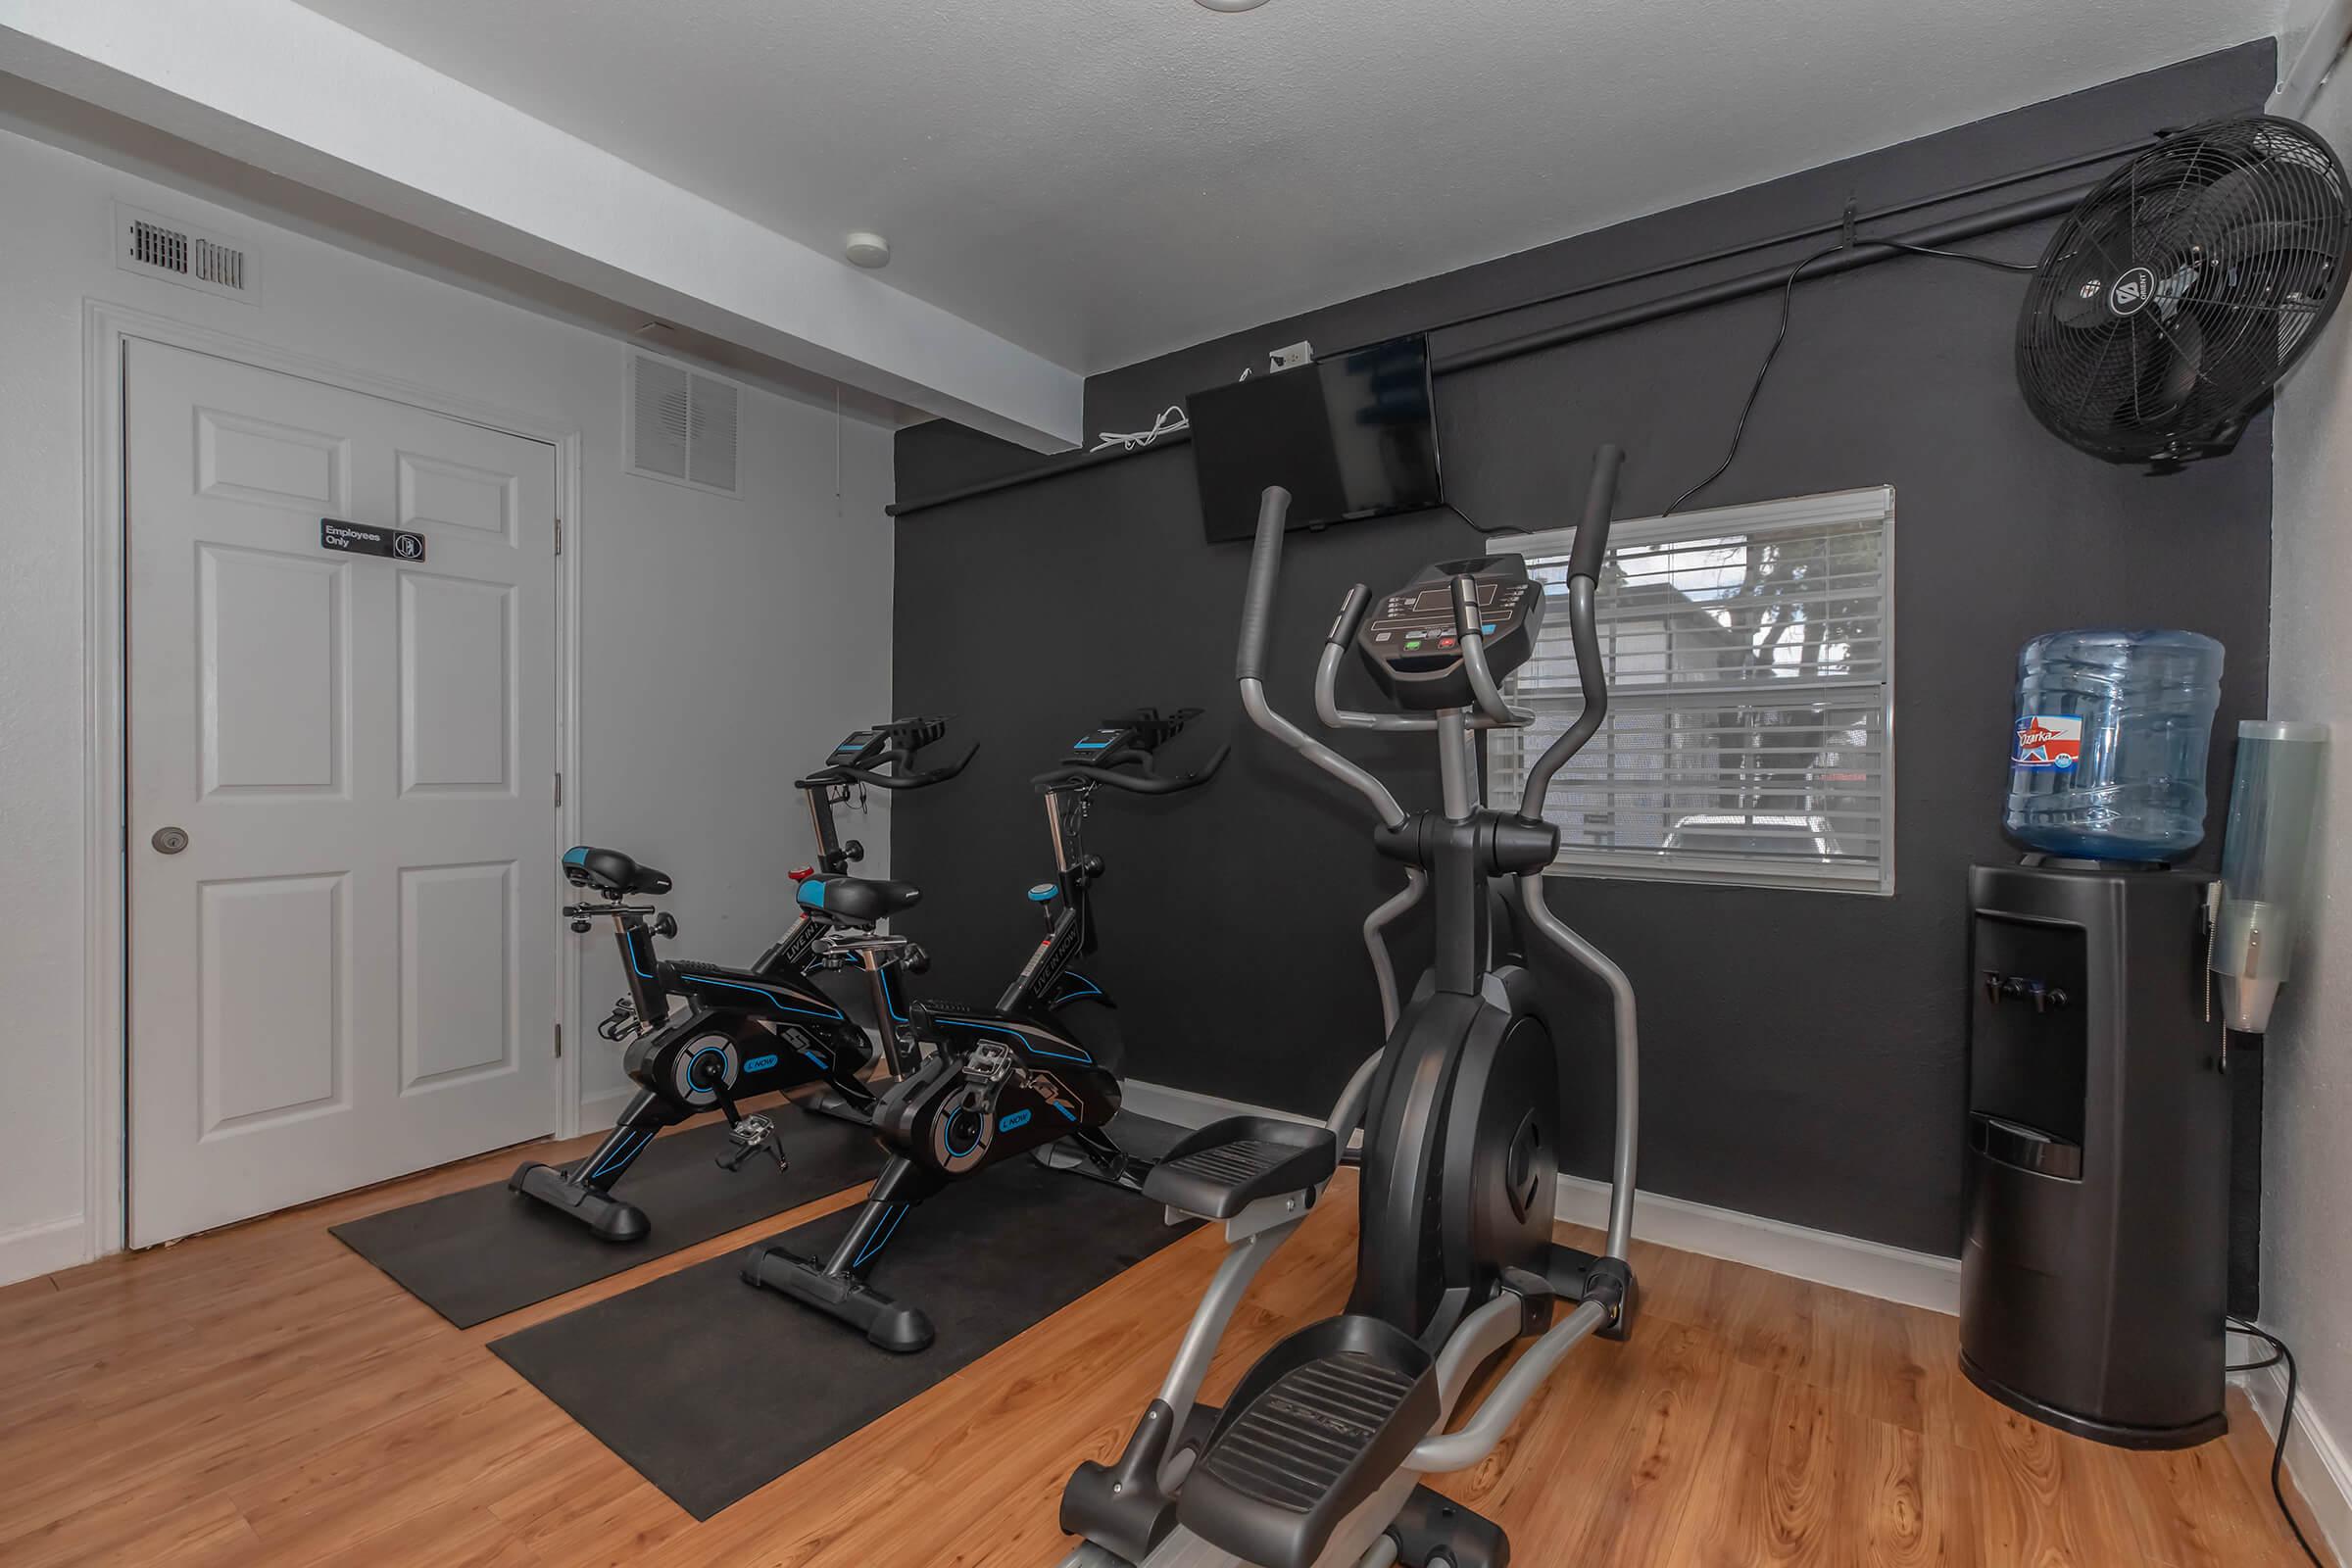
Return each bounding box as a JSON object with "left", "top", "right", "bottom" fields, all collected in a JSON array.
[
  {"left": 795, "top": 717, "right": 981, "bottom": 1121},
  {"left": 506, "top": 720, "right": 972, "bottom": 1243},
  {"left": 1055, "top": 452, "right": 1641, "bottom": 1568},
  {"left": 743, "top": 708, "right": 1228, "bottom": 1353}
]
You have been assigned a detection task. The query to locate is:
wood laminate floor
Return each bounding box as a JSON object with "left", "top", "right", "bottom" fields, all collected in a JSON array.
[{"left": 0, "top": 1118, "right": 2328, "bottom": 1567}]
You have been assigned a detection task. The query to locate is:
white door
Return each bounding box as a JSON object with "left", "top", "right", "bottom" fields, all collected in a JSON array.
[{"left": 125, "top": 339, "right": 560, "bottom": 1247}]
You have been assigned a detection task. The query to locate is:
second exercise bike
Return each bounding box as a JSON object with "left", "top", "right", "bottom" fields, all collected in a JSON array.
[{"left": 743, "top": 708, "right": 1227, "bottom": 1351}]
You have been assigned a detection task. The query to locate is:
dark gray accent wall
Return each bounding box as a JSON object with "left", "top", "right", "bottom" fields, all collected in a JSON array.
[{"left": 891, "top": 41, "right": 2278, "bottom": 1256}]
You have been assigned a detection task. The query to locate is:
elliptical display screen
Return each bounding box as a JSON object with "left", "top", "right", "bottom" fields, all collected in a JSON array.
[
  {"left": 1187, "top": 335, "right": 1443, "bottom": 542},
  {"left": 1357, "top": 556, "right": 1544, "bottom": 710}
]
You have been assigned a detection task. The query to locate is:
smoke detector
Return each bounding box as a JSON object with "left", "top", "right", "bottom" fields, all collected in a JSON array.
[
  {"left": 845, "top": 231, "right": 892, "bottom": 269},
  {"left": 1196, "top": 0, "right": 1271, "bottom": 10}
]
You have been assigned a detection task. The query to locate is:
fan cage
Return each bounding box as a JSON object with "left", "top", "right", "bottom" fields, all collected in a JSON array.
[{"left": 2016, "top": 115, "right": 2352, "bottom": 466}]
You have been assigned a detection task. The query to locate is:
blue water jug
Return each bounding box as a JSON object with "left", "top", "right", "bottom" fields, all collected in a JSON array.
[{"left": 2004, "top": 628, "right": 2225, "bottom": 862}]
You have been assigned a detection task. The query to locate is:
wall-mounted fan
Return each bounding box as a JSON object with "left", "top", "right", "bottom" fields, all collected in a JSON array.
[{"left": 2017, "top": 116, "right": 2352, "bottom": 468}]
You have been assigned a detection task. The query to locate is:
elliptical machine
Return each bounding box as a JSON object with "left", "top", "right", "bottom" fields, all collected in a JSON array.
[
  {"left": 743, "top": 709, "right": 1227, "bottom": 1353},
  {"left": 507, "top": 719, "right": 971, "bottom": 1243},
  {"left": 1056, "top": 452, "right": 1641, "bottom": 1568}
]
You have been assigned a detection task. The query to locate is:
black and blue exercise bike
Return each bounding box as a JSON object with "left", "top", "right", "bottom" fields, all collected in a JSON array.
[
  {"left": 743, "top": 707, "right": 1227, "bottom": 1352},
  {"left": 507, "top": 718, "right": 973, "bottom": 1243}
]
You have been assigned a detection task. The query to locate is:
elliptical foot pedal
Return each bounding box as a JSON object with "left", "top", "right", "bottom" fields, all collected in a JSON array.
[
  {"left": 508, "top": 1160, "right": 651, "bottom": 1244},
  {"left": 742, "top": 1245, "right": 935, "bottom": 1353},
  {"left": 1177, "top": 1314, "right": 1438, "bottom": 1568},
  {"left": 1143, "top": 1116, "right": 1338, "bottom": 1221}
]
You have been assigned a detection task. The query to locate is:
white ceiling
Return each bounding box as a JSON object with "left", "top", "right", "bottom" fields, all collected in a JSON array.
[{"left": 290, "top": 0, "right": 2278, "bottom": 377}]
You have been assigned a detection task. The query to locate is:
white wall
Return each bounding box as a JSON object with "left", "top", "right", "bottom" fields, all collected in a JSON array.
[
  {"left": 2263, "top": 52, "right": 2352, "bottom": 1559},
  {"left": 0, "top": 124, "right": 897, "bottom": 1283}
]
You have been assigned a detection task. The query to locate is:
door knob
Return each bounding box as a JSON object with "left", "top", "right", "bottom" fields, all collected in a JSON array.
[{"left": 151, "top": 826, "right": 189, "bottom": 854}]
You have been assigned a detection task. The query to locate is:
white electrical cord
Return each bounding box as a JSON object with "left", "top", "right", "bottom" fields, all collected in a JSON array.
[
  {"left": 1088, "top": 367, "right": 1256, "bottom": 453},
  {"left": 1090, "top": 406, "right": 1190, "bottom": 453}
]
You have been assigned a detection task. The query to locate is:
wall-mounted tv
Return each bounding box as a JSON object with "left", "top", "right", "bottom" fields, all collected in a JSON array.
[{"left": 1186, "top": 334, "right": 1443, "bottom": 543}]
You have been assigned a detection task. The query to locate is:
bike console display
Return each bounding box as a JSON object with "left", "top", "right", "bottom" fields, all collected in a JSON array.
[{"left": 1356, "top": 555, "right": 1544, "bottom": 710}]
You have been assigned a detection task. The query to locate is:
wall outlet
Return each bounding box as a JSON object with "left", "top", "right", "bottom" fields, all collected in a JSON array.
[{"left": 1268, "top": 341, "right": 1315, "bottom": 372}]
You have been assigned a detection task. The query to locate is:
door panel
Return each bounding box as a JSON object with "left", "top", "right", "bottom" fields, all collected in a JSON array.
[
  {"left": 399, "top": 571, "right": 514, "bottom": 793},
  {"left": 399, "top": 860, "right": 518, "bottom": 1090},
  {"left": 195, "top": 407, "right": 348, "bottom": 511},
  {"left": 198, "top": 872, "right": 347, "bottom": 1134},
  {"left": 128, "top": 339, "right": 559, "bottom": 1247},
  {"left": 397, "top": 450, "right": 517, "bottom": 541},
  {"left": 198, "top": 545, "right": 347, "bottom": 796}
]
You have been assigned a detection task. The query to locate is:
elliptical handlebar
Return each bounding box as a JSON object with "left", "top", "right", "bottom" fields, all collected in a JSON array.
[
  {"left": 1234, "top": 487, "right": 1292, "bottom": 684},
  {"left": 1516, "top": 443, "right": 1624, "bottom": 818},
  {"left": 1236, "top": 487, "right": 1410, "bottom": 829}
]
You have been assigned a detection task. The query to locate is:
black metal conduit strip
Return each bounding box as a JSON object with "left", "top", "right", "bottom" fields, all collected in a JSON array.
[{"left": 885, "top": 135, "right": 2157, "bottom": 518}]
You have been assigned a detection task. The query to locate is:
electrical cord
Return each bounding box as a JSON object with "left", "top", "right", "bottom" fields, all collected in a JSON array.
[
  {"left": 1446, "top": 500, "right": 1513, "bottom": 536},
  {"left": 1661, "top": 239, "right": 1847, "bottom": 516},
  {"left": 1870, "top": 237, "right": 2038, "bottom": 273},
  {"left": 1090, "top": 404, "right": 1190, "bottom": 453},
  {"left": 1090, "top": 365, "right": 1265, "bottom": 453},
  {"left": 2229, "top": 1316, "right": 2327, "bottom": 1566},
  {"left": 1661, "top": 233, "right": 2040, "bottom": 516}
]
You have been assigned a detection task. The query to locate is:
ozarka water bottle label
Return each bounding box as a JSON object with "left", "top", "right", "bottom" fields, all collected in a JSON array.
[{"left": 2014, "top": 714, "right": 2082, "bottom": 771}]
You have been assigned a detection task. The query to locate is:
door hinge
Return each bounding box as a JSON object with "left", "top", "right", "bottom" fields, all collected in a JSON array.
[
  {"left": 554, "top": 517, "right": 564, "bottom": 556},
  {"left": 554, "top": 771, "right": 563, "bottom": 808},
  {"left": 554, "top": 1021, "right": 564, "bottom": 1058}
]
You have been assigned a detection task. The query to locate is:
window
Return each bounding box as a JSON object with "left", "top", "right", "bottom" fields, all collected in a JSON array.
[{"left": 1489, "top": 486, "right": 1894, "bottom": 895}]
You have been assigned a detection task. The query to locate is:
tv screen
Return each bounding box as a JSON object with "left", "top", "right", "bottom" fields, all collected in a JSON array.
[{"left": 1186, "top": 335, "right": 1443, "bottom": 542}]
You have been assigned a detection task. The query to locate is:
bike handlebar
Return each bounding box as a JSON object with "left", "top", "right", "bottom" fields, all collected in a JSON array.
[
  {"left": 795, "top": 740, "right": 978, "bottom": 793},
  {"left": 1031, "top": 743, "right": 1231, "bottom": 795}
]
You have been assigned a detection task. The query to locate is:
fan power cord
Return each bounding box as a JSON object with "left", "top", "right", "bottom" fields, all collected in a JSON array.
[
  {"left": 2229, "top": 1316, "right": 2327, "bottom": 1567},
  {"left": 1661, "top": 233, "right": 2038, "bottom": 516},
  {"left": 1661, "top": 239, "right": 1848, "bottom": 516}
]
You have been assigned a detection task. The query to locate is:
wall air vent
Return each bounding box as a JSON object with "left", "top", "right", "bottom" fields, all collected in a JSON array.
[
  {"left": 627, "top": 351, "right": 742, "bottom": 496},
  {"left": 115, "top": 202, "right": 257, "bottom": 303}
]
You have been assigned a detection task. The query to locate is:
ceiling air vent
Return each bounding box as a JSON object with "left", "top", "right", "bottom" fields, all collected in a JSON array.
[
  {"left": 628, "top": 352, "right": 742, "bottom": 496},
  {"left": 115, "top": 202, "right": 257, "bottom": 303}
]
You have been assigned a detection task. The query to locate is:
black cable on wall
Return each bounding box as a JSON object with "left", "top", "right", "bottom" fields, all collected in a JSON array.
[{"left": 887, "top": 141, "right": 2143, "bottom": 519}]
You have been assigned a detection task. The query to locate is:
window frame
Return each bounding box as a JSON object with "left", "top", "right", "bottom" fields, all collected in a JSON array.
[{"left": 1489, "top": 484, "right": 1896, "bottom": 897}]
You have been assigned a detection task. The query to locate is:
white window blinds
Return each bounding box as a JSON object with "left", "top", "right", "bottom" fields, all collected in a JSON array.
[{"left": 1489, "top": 486, "right": 1895, "bottom": 894}]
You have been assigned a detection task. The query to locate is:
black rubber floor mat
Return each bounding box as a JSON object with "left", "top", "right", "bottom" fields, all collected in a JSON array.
[
  {"left": 488, "top": 1158, "right": 1197, "bottom": 1518},
  {"left": 332, "top": 1111, "right": 884, "bottom": 1328}
]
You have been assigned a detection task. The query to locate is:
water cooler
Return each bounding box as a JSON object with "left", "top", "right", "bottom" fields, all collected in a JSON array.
[
  {"left": 1959, "top": 858, "right": 2229, "bottom": 1446},
  {"left": 1959, "top": 627, "right": 2236, "bottom": 1446}
]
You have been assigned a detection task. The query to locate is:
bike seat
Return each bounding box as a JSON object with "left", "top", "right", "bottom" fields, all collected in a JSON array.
[
  {"left": 796, "top": 873, "right": 921, "bottom": 922},
  {"left": 563, "top": 845, "right": 672, "bottom": 898}
]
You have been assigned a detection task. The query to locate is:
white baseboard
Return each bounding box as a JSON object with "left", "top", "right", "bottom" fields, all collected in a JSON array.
[
  {"left": 2236, "top": 1348, "right": 2352, "bottom": 1566},
  {"left": 1554, "top": 1174, "right": 1961, "bottom": 1315},
  {"left": 1122, "top": 1079, "right": 1962, "bottom": 1316},
  {"left": 0, "top": 1215, "right": 91, "bottom": 1288}
]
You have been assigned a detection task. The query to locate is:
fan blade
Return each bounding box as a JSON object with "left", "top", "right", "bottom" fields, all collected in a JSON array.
[{"left": 2123, "top": 312, "right": 2203, "bottom": 428}]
